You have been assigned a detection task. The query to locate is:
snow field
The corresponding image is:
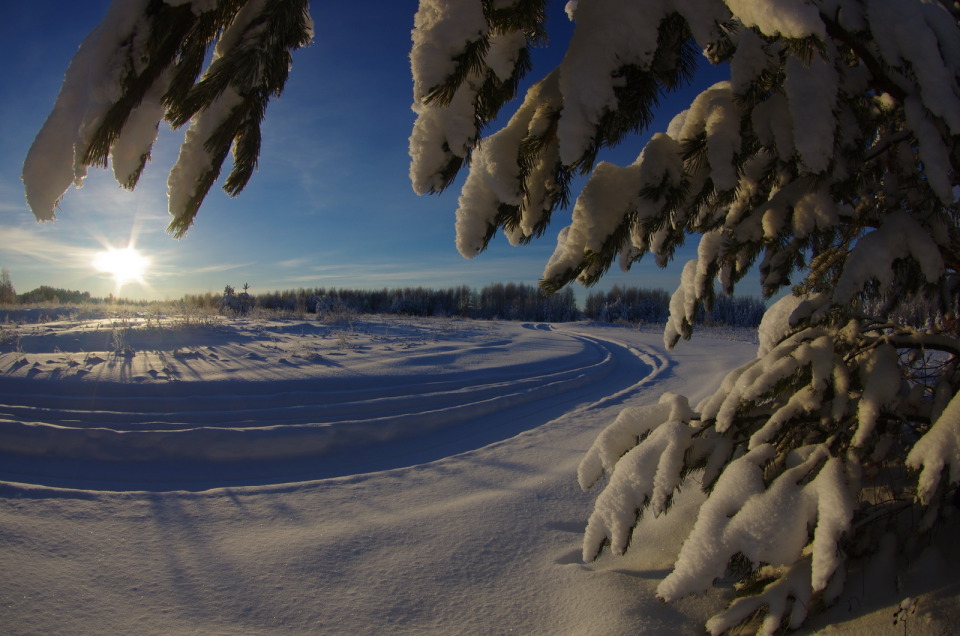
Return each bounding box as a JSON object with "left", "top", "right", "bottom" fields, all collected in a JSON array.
[
  {"left": 2, "top": 313, "right": 956, "bottom": 634},
  {"left": 0, "top": 313, "right": 754, "bottom": 634}
]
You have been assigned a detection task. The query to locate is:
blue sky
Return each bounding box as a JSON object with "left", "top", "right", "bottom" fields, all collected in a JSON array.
[{"left": 0, "top": 1, "right": 740, "bottom": 303}]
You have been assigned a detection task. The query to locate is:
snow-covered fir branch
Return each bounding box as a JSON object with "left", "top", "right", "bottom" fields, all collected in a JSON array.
[{"left": 410, "top": 1, "right": 960, "bottom": 633}]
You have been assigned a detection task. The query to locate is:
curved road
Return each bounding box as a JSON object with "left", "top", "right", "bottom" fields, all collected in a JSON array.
[{"left": 0, "top": 325, "right": 668, "bottom": 490}]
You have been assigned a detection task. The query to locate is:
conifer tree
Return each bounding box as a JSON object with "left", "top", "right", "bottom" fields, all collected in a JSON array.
[
  {"left": 410, "top": 0, "right": 960, "bottom": 632},
  {"left": 22, "top": 0, "right": 313, "bottom": 236},
  {"left": 0, "top": 269, "right": 16, "bottom": 304}
]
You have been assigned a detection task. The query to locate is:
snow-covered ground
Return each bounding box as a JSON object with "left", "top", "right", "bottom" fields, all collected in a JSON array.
[{"left": 0, "top": 311, "right": 956, "bottom": 634}]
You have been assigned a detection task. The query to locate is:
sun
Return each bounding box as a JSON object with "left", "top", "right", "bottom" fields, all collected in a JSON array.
[{"left": 93, "top": 246, "right": 150, "bottom": 286}]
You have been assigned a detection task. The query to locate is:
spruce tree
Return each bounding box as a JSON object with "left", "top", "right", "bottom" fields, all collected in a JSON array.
[{"left": 410, "top": 0, "right": 960, "bottom": 632}]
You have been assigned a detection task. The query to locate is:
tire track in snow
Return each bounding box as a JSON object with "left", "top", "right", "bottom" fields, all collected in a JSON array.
[
  {"left": 553, "top": 324, "right": 671, "bottom": 413},
  {"left": 0, "top": 325, "right": 669, "bottom": 490}
]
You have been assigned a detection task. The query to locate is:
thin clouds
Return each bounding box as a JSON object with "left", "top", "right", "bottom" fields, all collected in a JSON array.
[
  {"left": 189, "top": 262, "right": 257, "bottom": 275},
  {"left": 0, "top": 224, "right": 94, "bottom": 266},
  {"left": 261, "top": 257, "right": 553, "bottom": 290},
  {"left": 275, "top": 257, "right": 313, "bottom": 268},
  {"left": 0, "top": 181, "right": 31, "bottom": 214},
  {"left": 0, "top": 199, "right": 28, "bottom": 214}
]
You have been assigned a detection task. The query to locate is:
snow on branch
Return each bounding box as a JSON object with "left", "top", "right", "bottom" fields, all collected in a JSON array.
[
  {"left": 783, "top": 52, "right": 837, "bottom": 173},
  {"left": 556, "top": 0, "right": 683, "bottom": 165},
  {"left": 656, "top": 446, "right": 853, "bottom": 608},
  {"left": 578, "top": 392, "right": 696, "bottom": 491},
  {"left": 409, "top": 0, "right": 544, "bottom": 195},
  {"left": 453, "top": 69, "right": 566, "bottom": 257},
  {"left": 664, "top": 260, "right": 705, "bottom": 348},
  {"left": 23, "top": 0, "right": 158, "bottom": 219},
  {"left": 541, "top": 133, "right": 685, "bottom": 292},
  {"left": 166, "top": 0, "right": 313, "bottom": 235},
  {"left": 579, "top": 393, "right": 699, "bottom": 560},
  {"left": 722, "top": 0, "right": 825, "bottom": 40},
  {"left": 833, "top": 211, "right": 945, "bottom": 305},
  {"left": 704, "top": 554, "right": 814, "bottom": 636},
  {"left": 23, "top": 0, "right": 313, "bottom": 232},
  {"left": 867, "top": 0, "right": 960, "bottom": 135},
  {"left": 907, "top": 390, "right": 960, "bottom": 505}
]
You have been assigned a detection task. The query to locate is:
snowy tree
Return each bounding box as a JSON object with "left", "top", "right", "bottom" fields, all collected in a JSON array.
[
  {"left": 410, "top": 0, "right": 960, "bottom": 633},
  {"left": 22, "top": 0, "right": 313, "bottom": 237},
  {"left": 0, "top": 269, "right": 16, "bottom": 304}
]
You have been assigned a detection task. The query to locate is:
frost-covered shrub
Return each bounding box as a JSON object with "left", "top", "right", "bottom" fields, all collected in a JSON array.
[
  {"left": 407, "top": 0, "right": 960, "bottom": 632},
  {"left": 219, "top": 285, "right": 254, "bottom": 316},
  {"left": 318, "top": 294, "right": 357, "bottom": 328}
]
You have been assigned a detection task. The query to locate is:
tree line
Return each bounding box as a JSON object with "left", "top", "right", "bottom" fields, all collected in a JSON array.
[
  {"left": 212, "top": 282, "right": 581, "bottom": 322},
  {"left": 582, "top": 285, "right": 766, "bottom": 328},
  {"left": 2, "top": 271, "right": 767, "bottom": 328},
  {"left": 211, "top": 281, "right": 766, "bottom": 327}
]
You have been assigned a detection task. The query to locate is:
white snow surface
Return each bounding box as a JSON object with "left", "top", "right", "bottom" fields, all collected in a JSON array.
[
  {"left": 722, "top": 0, "right": 825, "bottom": 39},
  {"left": 784, "top": 53, "right": 838, "bottom": 173},
  {"left": 1, "top": 311, "right": 958, "bottom": 634}
]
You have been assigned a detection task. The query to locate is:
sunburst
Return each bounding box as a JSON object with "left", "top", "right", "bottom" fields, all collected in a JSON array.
[{"left": 92, "top": 246, "right": 150, "bottom": 288}]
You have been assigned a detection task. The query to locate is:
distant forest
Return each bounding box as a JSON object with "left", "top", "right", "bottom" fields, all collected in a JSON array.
[
  {"left": 582, "top": 285, "right": 767, "bottom": 327},
  {"left": 5, "top": 278, "right": 767, "bottom": 328},
  {"left": 189, "top": 282, "right": 765, "bottom": 327}
]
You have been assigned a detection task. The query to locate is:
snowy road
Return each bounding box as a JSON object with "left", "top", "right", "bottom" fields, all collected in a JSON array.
[{"left": 0, "top": 321, "right": 666, "bottom": 489}]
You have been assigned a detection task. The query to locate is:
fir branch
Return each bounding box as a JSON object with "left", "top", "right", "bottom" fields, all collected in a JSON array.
[
  {"left": 483, "top": 0, "right": 547, "bottom": 42},
  {"left": 422, "top": 37, "right": 490, "bottom": 107},
  {"left": 819, "top": 12, "right": 907, "bottom": 102},
  {"left": 82, "top": 1, "right": 199, "bottom": 169},
  {"left": 573, "top": 13, "right": 699, "bottom": 175}
]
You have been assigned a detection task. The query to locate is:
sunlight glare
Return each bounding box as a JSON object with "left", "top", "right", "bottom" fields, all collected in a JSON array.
[{"left": 93, "top": 246, "right": 150, "bottom": 286}]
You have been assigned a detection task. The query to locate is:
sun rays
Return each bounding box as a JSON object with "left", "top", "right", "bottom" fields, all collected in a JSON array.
[{"left": 92, "top": 245, "right": 150, "bottom": 290}]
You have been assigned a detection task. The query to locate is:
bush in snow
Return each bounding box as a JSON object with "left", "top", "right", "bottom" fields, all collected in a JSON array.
[
  {"left": 407, "top": 0, "right": 960, "bottom": 633},
  {"left": 219, "top": 284, "right": 254, "bottom": 315}
]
